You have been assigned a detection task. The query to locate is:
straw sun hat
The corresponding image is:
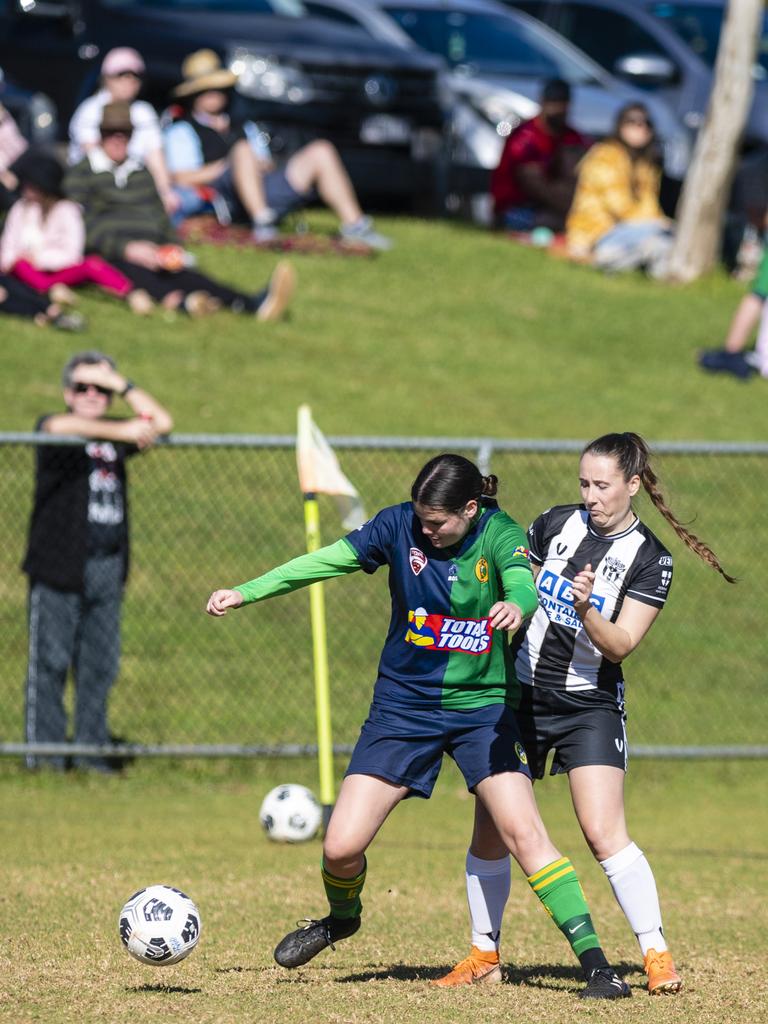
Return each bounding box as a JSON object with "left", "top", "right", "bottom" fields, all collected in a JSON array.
[{"left": 172, "top": 49, "right": 237, "bottom": 98}]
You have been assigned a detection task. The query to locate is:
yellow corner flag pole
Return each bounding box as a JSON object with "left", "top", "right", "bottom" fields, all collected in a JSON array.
[{"left": 302, "top": 491, "right": 336, "bottom": 831}]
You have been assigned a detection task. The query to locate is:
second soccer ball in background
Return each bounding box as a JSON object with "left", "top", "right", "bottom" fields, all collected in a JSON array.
[{"left": 259, "top": 784, "right": 322, "bottom": 842}]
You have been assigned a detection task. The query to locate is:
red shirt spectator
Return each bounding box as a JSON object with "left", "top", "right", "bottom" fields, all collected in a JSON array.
[
  {"left": 490, "top": 79, "right": 588, "bottom": 232},
  {"left": 492, "top": 116, "right": 586, "bottom": 214}
]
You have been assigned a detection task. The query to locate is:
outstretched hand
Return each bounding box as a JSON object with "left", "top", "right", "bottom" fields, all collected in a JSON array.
[
  {"left": 488, "top": 601, "right": 524, "bottom": 633},
  {"left": 206, "top": 589, "right": 245, "bottom": 616}
]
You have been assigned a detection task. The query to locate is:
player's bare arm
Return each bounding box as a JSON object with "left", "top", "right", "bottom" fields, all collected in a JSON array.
[{"left": 573, "top": 564, "right": 660, "bottom": 662}]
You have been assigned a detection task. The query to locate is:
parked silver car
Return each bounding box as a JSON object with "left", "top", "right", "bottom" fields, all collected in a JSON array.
[{"left": 302, "top": 0, "right": 692, "bottom": 203}]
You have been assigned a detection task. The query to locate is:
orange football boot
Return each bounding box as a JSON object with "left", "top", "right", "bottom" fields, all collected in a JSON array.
[
  {"left": 644, "top": 948, "right": 683, "bottom": 994},
  {"left": 432, "top": 946, "right": 502, "bottom": 987}
]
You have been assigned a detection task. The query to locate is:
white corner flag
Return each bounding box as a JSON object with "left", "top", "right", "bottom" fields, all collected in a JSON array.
[{"left": 296, "top": 405, "right": 366, "bottom": 530}]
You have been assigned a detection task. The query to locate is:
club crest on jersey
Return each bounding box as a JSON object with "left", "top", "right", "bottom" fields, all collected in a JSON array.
[
  {"left": 475, "top": 557, "right": 489, "bottom": 583},
  {"left": 514, "top": 741, "right": 528, "bottom": 766},
  {"left": 405, "top": 609, "right": 492, "bottom": 655},
  {"left": 601, "top": 555, "right": 626, "bottom": 583},
  {"left": 448, "top": 563, "right": 458, "bottom": 582},
  {"left": 410, "top": 547, "right": 427, "bottom": 576}
]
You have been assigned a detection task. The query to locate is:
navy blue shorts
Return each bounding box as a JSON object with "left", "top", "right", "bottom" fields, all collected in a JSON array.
[
  {"left": 345, "top": 702, "right": 532, "bottom": 798},
  {"left": 216, "top": 166, "right": 312, "bottom": 222}
]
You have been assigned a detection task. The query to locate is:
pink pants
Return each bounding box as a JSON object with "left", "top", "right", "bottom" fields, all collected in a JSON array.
[{"left": 12, "top": 255, "right": 133, "bottom": 298}]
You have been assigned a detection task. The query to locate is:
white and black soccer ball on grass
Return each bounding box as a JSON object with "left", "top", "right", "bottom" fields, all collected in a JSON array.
[
  {"left": 119, "top": 885, "right": 201, "bottom": 965},
  {"left": 259, "top": 784, "right": 322, "bottom": 842}
]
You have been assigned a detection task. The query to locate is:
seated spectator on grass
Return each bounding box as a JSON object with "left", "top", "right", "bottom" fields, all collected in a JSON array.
[
  {"left": 65, "top": 102, "right": 295, "bottom": 320},
  {"left": 0, "top": 149, "right": 153, "bottom": 315},
  {"left": 566, "top": 103, "right": 672, "bottom": 277},
  {"left": 699, "top": 244, "right": 768, "bottom": 380},
  {"left": 490, "top": 78, "right": 587, "bottom": 233},
  {"left": 0, "top": 273, "right": 85, "bottom": 331},
  {"left": 164, "top": 49, "right": 391, "bottom": 249},
  {"left": 68, "top": 47, "right": 178, "bottom": 216},
  {"left": 0, "top": 99, "right": 28, "bottom": 210}
]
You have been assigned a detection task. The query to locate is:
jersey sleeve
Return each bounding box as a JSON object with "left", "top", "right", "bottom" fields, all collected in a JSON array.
[
  {"left": 233, "top": 538, "right": 362, "bottom": 604},
  {"left": 624, "top": 548, "right": 673, "bottom": 607},
  {"left": 343, "top": 505, "right": 398, "bottom": 574},
  {"left": 526, "top": 510, "right": 550, "bottom": 565}
]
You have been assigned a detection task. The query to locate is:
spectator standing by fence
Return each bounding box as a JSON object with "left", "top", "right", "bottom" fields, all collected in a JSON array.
[{"left": 23, "top": 351, "right": 172, "bottom": 773}]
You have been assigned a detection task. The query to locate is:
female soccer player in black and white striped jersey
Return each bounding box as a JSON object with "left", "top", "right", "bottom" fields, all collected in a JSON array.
[{"left": 435, "top": 432, "right": 734, "bottom": 996}]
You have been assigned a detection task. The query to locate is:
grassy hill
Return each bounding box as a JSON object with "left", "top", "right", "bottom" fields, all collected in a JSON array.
[{"left": 2, "top": 212, "right": 764, "bottom": 440}]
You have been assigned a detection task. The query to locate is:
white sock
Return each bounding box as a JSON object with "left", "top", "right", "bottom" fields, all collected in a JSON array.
[
  {"left": 600, "top": 842, "right": 668, "bottom": 955},
  {"left": 465, "top": 851, "right": 511, "bottom": 953}
]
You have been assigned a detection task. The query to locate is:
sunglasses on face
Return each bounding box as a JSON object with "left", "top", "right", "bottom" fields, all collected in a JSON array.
[
  {"left": 73, "top": 382, "right": 112, "bottom": 396},
  {"left": 101, "top": 129, "right": 133, "bottom": 139},
  {"left": 109, "top": 70, "right": 142, "bottom": 79},
  {"left": 622, "top": 116, "right": 652, "bottom": 128}
]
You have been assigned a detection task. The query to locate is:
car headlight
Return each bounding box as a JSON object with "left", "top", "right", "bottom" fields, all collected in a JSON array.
[
  {"left": 228, "top": 49, "right": 314, "bottom": 104},
  {"left": 469, "top": 92, "right": 538, "bottom": 137}
]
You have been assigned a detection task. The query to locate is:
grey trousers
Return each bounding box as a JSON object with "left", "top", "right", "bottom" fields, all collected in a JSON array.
[{"left": 25, "top": 553, "right": 124, "bottom": 767}]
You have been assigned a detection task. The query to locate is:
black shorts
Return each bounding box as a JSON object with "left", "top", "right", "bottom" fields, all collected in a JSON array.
[{"left": 516, "top": 685, "right": 628, "bottom": 779}]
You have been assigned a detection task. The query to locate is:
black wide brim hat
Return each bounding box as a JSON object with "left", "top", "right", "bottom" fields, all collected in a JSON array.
[{"left": 14, "top": 148, "right": 65, "bottom": 199}]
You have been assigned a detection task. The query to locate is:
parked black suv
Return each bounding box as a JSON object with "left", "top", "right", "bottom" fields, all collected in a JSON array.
[{"left": 0, "top": 0, "right": 446, "bottom": 206}]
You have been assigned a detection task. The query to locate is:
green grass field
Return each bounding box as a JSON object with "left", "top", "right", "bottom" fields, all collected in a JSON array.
[
  {"left": 2, "top": 758, "right": 766, "bottom": 1024},
  {"left": 2, "top": 217, "right": 766, "bottom": 1022},
  {"left": 0, "top": 216, "right": 765, "bottom": 750}
]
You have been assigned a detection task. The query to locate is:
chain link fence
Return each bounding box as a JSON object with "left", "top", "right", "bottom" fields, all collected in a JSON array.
[{"left": 1, "top": 434, "right": 766, "bottom": 761}]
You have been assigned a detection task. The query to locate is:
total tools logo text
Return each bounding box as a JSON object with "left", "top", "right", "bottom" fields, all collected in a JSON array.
[{"left": 404, "top": 608, "right": 493, "bottom": 655}]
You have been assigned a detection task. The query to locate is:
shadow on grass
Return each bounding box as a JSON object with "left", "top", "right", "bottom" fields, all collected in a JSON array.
[
  {"left": 338, "top": 960, "right": 641, "bottom": 992},
  {"left": 128, "top": 983, "right": 203, "bottom": 994}
]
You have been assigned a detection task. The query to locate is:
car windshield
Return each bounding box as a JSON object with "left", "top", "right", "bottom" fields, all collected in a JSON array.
[
  {"left": 385, "top": 6, "right": 598, "bottom": 80},
  {"left": 646, "top": 3, "right": 768, "bottom": 76},
  {"left": 100, "top": 0, "right": 305, "bottom": 11}
]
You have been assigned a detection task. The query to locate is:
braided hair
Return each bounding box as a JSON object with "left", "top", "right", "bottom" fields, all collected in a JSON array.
[{"left": 583, "top": 432, "right": 736, "bottom": 584}]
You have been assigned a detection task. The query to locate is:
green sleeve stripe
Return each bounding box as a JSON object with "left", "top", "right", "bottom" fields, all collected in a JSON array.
[{"left": 234, "top": 537, "right": 361, "bottom": 604}]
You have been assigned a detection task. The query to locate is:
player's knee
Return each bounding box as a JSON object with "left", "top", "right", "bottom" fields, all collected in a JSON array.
[
  {"left": 322, "top": 833, "right": 364, "bottom": 871},
  {"left": 582, "top": 820, "right": 629, "bottom": 861},
  {"left": 498, "top": 816, "right": 550, "bottom": 861}
]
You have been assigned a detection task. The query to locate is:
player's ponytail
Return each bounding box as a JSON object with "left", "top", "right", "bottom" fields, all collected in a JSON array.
[
  {"left": 411, "top": 453, "right": 497, "bottom": 512},
  {"left": 584, "top": 432, "right": 736, "bottom": 584}
]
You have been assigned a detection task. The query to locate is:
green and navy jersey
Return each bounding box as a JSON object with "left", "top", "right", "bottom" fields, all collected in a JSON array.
[{"left": 344, "top": 500, "right": 535, "bottom": 711}]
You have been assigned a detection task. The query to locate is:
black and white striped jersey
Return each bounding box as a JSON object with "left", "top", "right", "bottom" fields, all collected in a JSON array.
[{"left": 512, "top": 504, "right": 673, "bottom": 696}]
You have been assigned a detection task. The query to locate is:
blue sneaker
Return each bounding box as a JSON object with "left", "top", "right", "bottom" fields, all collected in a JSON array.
[{"left": 698, "top": 349, "right": 756, "bottom": 380}]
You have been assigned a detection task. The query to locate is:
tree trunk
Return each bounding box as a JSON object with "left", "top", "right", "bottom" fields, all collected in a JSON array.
[{"left": 665, "top": 0, "right": 763, "bottom": 282}]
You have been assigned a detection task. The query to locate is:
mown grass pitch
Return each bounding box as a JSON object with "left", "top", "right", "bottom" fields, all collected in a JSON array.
[{"left": 1, "top": 758, "right": 765, "bottom": 1024}]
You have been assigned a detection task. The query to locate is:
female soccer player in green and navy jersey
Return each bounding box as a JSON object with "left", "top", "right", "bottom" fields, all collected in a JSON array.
[
  {"left": 435, "top": 433, "right": 734, "bottom": 996},
  {"left": 207, "top": 453, "right": 630, "bottom": 999}
]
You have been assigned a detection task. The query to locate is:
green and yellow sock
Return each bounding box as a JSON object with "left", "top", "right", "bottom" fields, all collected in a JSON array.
[
  {"left": 528, "top": 857, "right": 607, "bottom": 971},
  {"left": 321, "top": 857, "right": 366, "bottom": 920}
]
